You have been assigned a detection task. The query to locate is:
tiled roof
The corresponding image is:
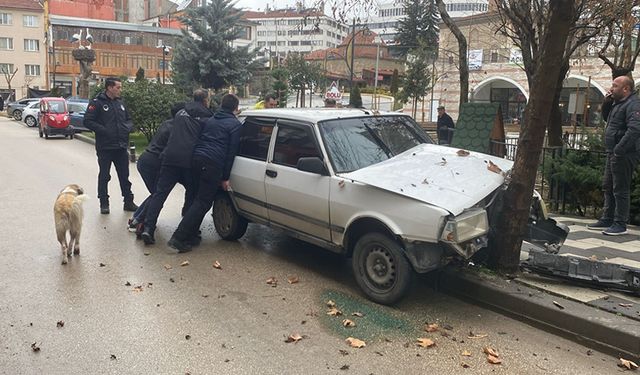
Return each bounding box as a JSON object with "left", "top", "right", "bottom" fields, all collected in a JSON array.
[
  {"left": 450, "top": 103, "right": 505, "bottom": 156},
  {"left": 0, "top": 0, "right": 42, "bottom": 11}
]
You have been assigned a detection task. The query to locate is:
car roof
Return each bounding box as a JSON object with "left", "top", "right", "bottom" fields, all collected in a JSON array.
[{"left": 240, "top": 108, "right": 410, "bottom": 123}]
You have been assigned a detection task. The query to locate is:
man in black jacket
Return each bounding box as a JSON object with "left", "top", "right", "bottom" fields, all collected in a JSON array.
[
  {"left": 587, "top": 76, "right": 640, "bottom": 235},
  {"left": 168, "top": 94, "right": 242, "bottom": 252},
  {"left": 84, "top": 77, "right": 138, "bottom": 214},
  {"left": 436, "top": 105, "right": 455, "bottom": 145},
  {"left": 141, "top": 89, "right": 213, "bottom": 245}
]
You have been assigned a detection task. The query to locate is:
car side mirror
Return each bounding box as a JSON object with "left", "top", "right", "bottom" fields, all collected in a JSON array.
[{"left": 297, "top": 157, "right": 329, "bottom": 176}]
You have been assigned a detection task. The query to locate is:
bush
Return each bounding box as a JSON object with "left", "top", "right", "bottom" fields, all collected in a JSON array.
[{"left": 349, "top": 86, "right": 362, "bottom": 108}]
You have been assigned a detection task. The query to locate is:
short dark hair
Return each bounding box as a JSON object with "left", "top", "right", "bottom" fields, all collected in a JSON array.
[
  {"left": 264, "top": 93, "right": 277, "bottom": 102},
  {"left": 105, "top": 77, "right": 121, "bottom": 89},
  {"left": 220, "top": 94, "right": 239, "bottom": 112},
  {"left": 193, "top": 88, "right": 208, "bottom": 103}
]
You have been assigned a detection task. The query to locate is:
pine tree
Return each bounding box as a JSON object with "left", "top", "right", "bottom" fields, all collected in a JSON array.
[
  {"left": 396, "top": 0, "right": 440, "bottom": 57},
  {"left": 172, "top": 0, "right": 254, "bottom": 91},
  {"left": 349, "top": 85, "right": 363, "bottom": 108},
  {"left": 390, "top": 69, "right": 399, "bottom": 95},
  {"left": 135, "top": 67, "right": 145, "bottom": 82}
]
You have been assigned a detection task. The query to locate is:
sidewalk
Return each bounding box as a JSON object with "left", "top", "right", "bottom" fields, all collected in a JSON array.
[{"left": 440, "top": 216, "right": 640, "bottom": 360}]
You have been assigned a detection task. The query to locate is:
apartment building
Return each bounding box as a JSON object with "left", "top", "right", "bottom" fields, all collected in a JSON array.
[{"left": 0, "top": 0, "right": 47, "bottom": 100}]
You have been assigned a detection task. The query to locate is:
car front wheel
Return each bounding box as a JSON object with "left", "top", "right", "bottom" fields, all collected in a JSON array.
[
  {"left": 25, "top": 116, "right": 37, "bottom": 127},
  {"left": 352, "top": 232, "right": 413, "bottom": 305},
  {"left": 212, "top": 192, "right": 248, "bottom": 240},
  {"left": 13, "top": 110, "right": 22, "bottom": 121}
]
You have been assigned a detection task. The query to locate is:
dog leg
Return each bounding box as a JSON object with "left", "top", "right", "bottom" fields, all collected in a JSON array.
[
  {"left": 57, "top": 228, "right": 69, "bottom": 264},
  {"left": 70, "top": 230, "right": 80, "bottom": 256}
]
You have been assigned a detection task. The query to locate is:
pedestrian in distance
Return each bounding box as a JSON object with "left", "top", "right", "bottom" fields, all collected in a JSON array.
[
  {"left": 587, "top": 75, "right": 640, "bottom": 236},
  {"left": 254, "top": 93, "right": 278, "bottom": 109},
  {"left": 141, "top": 89, "right": 213, "bottom": 245},
  {"left": 83, "top": 77, "right": 138, "bottom": 214},
  {"left": 167, "top": 94, "right": 243, "bottom": 252},
  {"left": 436, "top": 105, "right": 455, "bottom": 145}
]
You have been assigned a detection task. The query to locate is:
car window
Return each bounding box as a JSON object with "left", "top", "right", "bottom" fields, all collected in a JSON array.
[
  {"left": 272, "top": 123, "right": 320, "bottom": 168},
  {"left": 237, "top": 117, "right": 275, "bottom": 161},
  {"left": 319, "top": 116, "right": 432, "bottom": 173},
  {"left": 67, "top": 102, "right": 87, "bottom": 113}
]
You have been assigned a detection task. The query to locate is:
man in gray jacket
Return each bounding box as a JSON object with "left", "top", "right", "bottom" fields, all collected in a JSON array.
[{"left": 588, "top": 76, "right": 640, "bottom": 235}]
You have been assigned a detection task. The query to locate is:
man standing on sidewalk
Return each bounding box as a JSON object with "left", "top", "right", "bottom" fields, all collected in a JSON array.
[
  {"left": 587, "top": 76, "right": 640, "bottom": 235},
  {"left": 436, "top": 105, "right": 455, "bottom": 145},
  {"left": 84, "top": 77, "right": 138, "bottom": 214},
  {"left": 167, "top": 94, "right": 242, "bottom": 252}
]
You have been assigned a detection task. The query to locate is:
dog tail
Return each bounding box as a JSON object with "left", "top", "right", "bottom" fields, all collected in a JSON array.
[{"left": 73, "top": 194, "right": 89, "bottom": 204}]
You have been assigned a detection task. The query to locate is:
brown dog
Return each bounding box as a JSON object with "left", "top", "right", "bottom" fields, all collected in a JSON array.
[{"left": 54, "top": 184, "right": 88, "bottom": 264}]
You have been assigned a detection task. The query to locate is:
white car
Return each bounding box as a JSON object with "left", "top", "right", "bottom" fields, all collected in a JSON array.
[
  {"left": 21, "top": 100, "right": 41, "bottom": 128},
  {"left": 212, "top": 108, "right": 568, "bottom": 304}
]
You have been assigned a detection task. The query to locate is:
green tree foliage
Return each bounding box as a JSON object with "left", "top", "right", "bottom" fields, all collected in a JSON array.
[
  {"left": 390, "top": 68, "right": 399, "bottom": 95},
  {"left": 135, "top": 67, "right": 145, "bottom": 82},
  {"left": 285, "top": 54, "right": 323, "bottom": 107},
  {"left": 172, "top": 0, "right": 254, "bottom": 91},
  {"left": 349, "top": 85, "right": 363, "bottom": 108},
  {"left": 396, "top": 0, "right": 440, "bottom": 56},
  {"left": 398, "top": 47, "right": 431, "bottom": 117},
  {"left": 271, "top": 67, "right": 289, "bottom": 107}
]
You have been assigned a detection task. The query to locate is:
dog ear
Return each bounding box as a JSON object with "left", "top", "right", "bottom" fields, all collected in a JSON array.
[{"left": 76, "top": 186, "right": 84, "bottom": 195}]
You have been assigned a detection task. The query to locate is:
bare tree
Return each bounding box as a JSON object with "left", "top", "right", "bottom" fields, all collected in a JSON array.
[
  {"left": 596, "top": 1, "right": 640, "bottom": 79},
  {"left": 2, "top": 66, "right": 18, "bottom": 97},
  {"left": 435, "top": 0, "right": 468, "bottom": 108}
]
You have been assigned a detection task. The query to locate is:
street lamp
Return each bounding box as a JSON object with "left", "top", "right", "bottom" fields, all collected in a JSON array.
[
  {"left": 156, "top": 44, "right": 171, "bottom": 84},
  {"left": 373, "top": 36, "right": 382, "bottom": 110}
]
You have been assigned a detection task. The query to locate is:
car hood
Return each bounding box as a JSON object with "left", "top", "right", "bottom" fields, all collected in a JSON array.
[{"left": 339, "top": 144, "right": 514, "bottom": 216}]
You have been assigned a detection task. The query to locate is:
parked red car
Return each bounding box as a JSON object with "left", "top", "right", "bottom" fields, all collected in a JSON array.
[{"left": 38, "top": 97, "right": 73, "bottom": 139}]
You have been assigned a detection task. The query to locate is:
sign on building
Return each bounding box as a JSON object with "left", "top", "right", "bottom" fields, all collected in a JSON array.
[{"left": 468, "top": 49, "right": 483, "bottom": 70}]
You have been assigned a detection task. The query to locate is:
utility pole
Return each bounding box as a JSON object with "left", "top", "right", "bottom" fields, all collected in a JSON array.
[{"left": 349, "top": 19, "right": 355, "bottom": 89}]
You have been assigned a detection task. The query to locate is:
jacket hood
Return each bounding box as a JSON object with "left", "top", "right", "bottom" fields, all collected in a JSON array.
[
  {"left": 213, "top": 109, "right": 237, "bottom": 120},
  {"left": 339, "top": 144, "right": 514, "bottom": 216},
  {"left": 184, "top": 101, "right": 213, "bottom": 119}
]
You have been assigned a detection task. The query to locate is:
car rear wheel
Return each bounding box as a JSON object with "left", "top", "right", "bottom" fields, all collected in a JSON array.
[
  {"left": 25, "top": 116, "right": 37, "bottom": 127},
  {"left": 13, "top": 110, "right": 22, "bottom": 121},
  {"left": 352, "top": 232, "right": 413, "bottom": 305},
  {"left": 212, "top": 192, "right": 248, "bottom": 240}
]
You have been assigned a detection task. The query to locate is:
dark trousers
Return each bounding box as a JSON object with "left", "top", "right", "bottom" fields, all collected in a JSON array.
[
  {"left": 142, "top": 164, "right": 193, "bottom": 231},
  {"left": 97, "top": 148, "right": 133, "bottom": 201},
  {"left": 602, "top": 152, "right": 639, "bottom": 224},
  {"left": 172, "top": 157, "right": 222, "bottom": 241},
  {"left": 132, "top": 151, "right": 161, "bottom": 222}
]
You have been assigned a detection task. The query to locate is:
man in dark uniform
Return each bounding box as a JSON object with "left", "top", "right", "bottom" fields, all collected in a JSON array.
[
  {"left": 83, "top": 77, "right": 138, "bottom": 214},
  {"left": 436, "top": 105, "right": 455, "bottom": 145}
]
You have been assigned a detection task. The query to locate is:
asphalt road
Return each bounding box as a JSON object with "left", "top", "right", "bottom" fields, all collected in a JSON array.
[{"left": 0, "top": 116, "right": 621, "bottom": 374}]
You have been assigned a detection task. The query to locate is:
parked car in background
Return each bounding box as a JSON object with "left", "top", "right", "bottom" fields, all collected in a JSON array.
[
  {"left": 38, "top": 97, "right": 73, "bottom": 139},
  {"left": 66, "top": 99, "right": 89, "bottom": 133},
  {"left": 21, "top": 100, "right": 42, "bottom": 127},
  {"left": 7, "top": 98, "right": 40, "bottom": 120}
]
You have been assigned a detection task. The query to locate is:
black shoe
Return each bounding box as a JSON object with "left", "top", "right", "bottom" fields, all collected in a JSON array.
[
  {"left": 185, "top": 235, "right": 202, "bottom": 247},
  {"left": 168, "top": 237, "right": 193, "bottom": 253},
  {"left": 123, "top": 200, "right": 139, "bottom": 212},
  {"left": 100, "top": 204, "right": 110, "bottom": 214},
  {"left": 586, "top": 219, "right": 612, "bottom": 230},
  {"left": 141, "top": 229, "right": 155, "bottom": 245}
]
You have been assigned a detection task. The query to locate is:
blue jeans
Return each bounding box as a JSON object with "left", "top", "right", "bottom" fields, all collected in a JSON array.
[{"left": 142, "top": 164, "right": 194, "bottom": 232}]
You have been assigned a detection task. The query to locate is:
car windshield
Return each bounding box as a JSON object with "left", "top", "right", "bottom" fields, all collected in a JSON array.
[
  {"left": 47, "top": 101, "right": 67, "bottom": 114},
  {"left": 67, "top": 102, "right": 87, "bottom": 113},
  {"left": 319, "top": 115, "right": 433, "bottom": 173}
]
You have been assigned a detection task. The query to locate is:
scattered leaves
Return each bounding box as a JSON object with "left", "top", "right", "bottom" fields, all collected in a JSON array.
[
  {"left": 619, "top": 303, "right": 633, "bottom": 308},
  {"left": 180, "top": 261, "right": 190, "bottom": 267},
  {"left": 338, "top": 349, "right": 349, "bottom": 356},
  {"left": 345, "top": 337, "right": 366, "bottom": 348},
  {"left": 619, "top": 358, "right": 639, "bottom": 370},
  {"left": 287, "top": 276, "right": 299, "bottom": 284},
  {"left": 425, "top": 323, "right": 439, "bottom": 332},
  {"left": 212, "top": 261, "right": 222, "bottom": 269},
  {"left": 327, "top": 307, "right": 343, "bottom": 316},
  {"left": 164, "top": 264, "right": 173, "bottom": 270},
  {"left": 110, "top": 354, "right": 117, "bottom": 360},
  {"left": 468, "top": 332, "right": 488, "bottom": 339},
  {"left": 487, "top": 355, "right": 502, "bottom": 365},
  {"left": 340, "top": 365, "right": 349, "bottom": 370},
  {"left": 552, "top": 301, "right": 565, "bottom": 310},
  {"left": 124, "top": 281, "right": 131, "bottom": 286},
  {"left": 31, "top": 342, "right": 40, "bottom": 352},
  {"left": 99, "top": 263, "right": 106, "bottom": 267},
  {"left": 461, "top": 362, "right": 471, "bottom": 368},
  {"left": 461, "top": 350, "right": 472, "bottom": 357},
  {"left": 483, "top": 347, "right": 499, "bottom": 357},
  {"left": 438, "top": 157, "right": 447, "bottom": 166},
  {"left": 352, "top": 312, "right": 364, "bottom": 317},
  {"left": 342, "top": 319, "right": 356, "bottom": 328},
  {"left": 457, "top": 149, "right": 470, "bottom": 157},
  {"left": 486, "top": 160, "right": 503, "bottom": 174},
  {"left": 326, "top": 300, "right": 336, "bottom": 308},
  {"left": 284, "top": 333, "right": 303, "bottom": 343},
  {"left": 185, "top": 335, "right": 191, "bottom": 340},
  {"left": 133, "top": 285, "right": 144, "bottom": 292},
  {"left": 266, "top": 277, "right": 278, "bottom": 287},
  {"left": 338, "top": 180, "right": 345, "bottom": 188},
  {"left": 56, "top": 321, "right": 64, "bottom": 328},
  {"left": 417, "top": 338, "right": 435, "bottom": 348}
]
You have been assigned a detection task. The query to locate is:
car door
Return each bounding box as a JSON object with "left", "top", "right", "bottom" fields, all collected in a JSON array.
[
  {"left": 229, "top": 116, "right": 275, "bottom": 221},
  {"left": 264, "top": 119, "right": 331, "bottom": 241}
]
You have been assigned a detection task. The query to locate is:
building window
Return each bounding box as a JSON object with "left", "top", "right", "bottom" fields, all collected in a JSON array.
[
  {"left": 0, "top": 63, "right": 15, "bottom": 74},
  {"left": 25, "top": 64, "right": 40, "bottom": 76},
  {"left": 114, "top": 0, "right": 129, "bottom": 22},
  {"left": 23, "top": 15, "right": 38, "bottom": 27},
  {"left": 0, "top": 13, "right": 11, "bottom": 25},
  {"left": 0, "top": 37, "right": 13, "bottom": 50},
  {"left": 24, "top": 39, "right": 39, "bottom": 52}
]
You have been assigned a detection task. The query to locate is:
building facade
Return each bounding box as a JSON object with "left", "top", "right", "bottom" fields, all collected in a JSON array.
[{"left": 0, "top": 0, "right": 47, "bottom": 101}]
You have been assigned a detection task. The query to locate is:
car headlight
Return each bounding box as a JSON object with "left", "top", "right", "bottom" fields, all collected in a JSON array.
[
  {"left": 49, "top": 115, "right": 56, "bottom": 122},
  {"left": 440, "top": 209, "right": 489, "bottom": 243}
]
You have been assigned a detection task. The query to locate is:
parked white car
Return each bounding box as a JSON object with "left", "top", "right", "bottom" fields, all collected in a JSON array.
[
  {"left": 21, "top": 100, "right": 41, "bottom": 128},
  {"left": 212, "top": 108, "right": 568, "bottom": 304}
]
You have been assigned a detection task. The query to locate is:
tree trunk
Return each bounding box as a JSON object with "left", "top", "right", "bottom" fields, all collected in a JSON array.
[
  {"left": 436, "top": 0, "right": 469, "bottom": 109},
  {"left": 489, "top": 0, "right": 575, "bottom": 273},
  {"left": 546, "top": 63, "right": 570, "bottom": 147}
]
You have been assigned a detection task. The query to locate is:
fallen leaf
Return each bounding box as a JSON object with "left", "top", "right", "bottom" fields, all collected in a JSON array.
[
  {"left": 284, "top": 333, "right": 303, "bottom": 343},
  {"left": 619, "top": 303, "right": 634, "bottom": 308},
  {"left": 619, "top": 358, "right": 639, "bottom": 370},
  {"left": 439, "top": 157, "right": 447, "bottom": 166},
  {"left": 99, "top": 263, "right": 106, "bottom": 267},
  {"left": 487, "top": 355, "right": 502, "bottom": 365},
  {"left": 352, "top": 312, "right": 364, "bottom": 317},
  {"left": 422, "top": 178, "right": 429, "bottom": 184},
  {"left": 443, "top": 324, "right": 454, "bottom": 330},
  {"left": 327, "top": 307, "right": 343, "bottom": 316},
  {"left": 110, "top": 354, "right": 117, "bottom": 360},
  {"left": 468, "top": 333, "right": 488, "bottom": 339},
  {"left": 345, "top": 337, "right": 366, "bottom": 348},
  {"left": 143, "top": 251, "right": 151, "bottom": 256},
  {"left": 266, "top": 277, "right": 278, "bottom": 287},
  {"left": 31, "top": 342, "right": 40, "bottom": 352},
  {"left": 326, "top": 300, "right": 336, "bottom": 308},
  {"left": 483, "top": 347, "right": 499, "bottom": 357},
  {"left": 185, "top": 335, "right": 191, "bottom": 340},
  {"left": 169, "top": 277, "right": 175, "bottom": 283},
  {"left": 552, "top": 301, "right": 565, "bottom": 310},
  {"left": 180, "top": 261, "right": 190, "bottom": 267},
  {"left": 212, "top": 261, "right": 222, "bottom": 269},
  {"left": 461, "top": 350, "right": 472, "bottom": 357},
  {"left": 342, "top": 319, "right": 356, "bottom": 327},
  {"left": 416, "top": 338, "right": 435, "bottom": 348},
  {"left": 124, "top": 281, "right": 131, "bottom": 286},
  {"left": 338, "top": 349, "right": 349, "bottom": 356},
  {"left": 164, "top": 264, "right": 173, "bottom": 270},
  {"left": 461, "top": 362, "right": 471, "bottom": 368},
  {"left": 486, "top": 160, "right": 503, "bottom": 174},
  {"left": 340, "top": 365, "right": 349, "bottom": 370},
  {"left": 425, "top": 323, "right": 439, "bottom": 332},
  {"left": 56, "top": 321, "right": 64, "bottom": 328},
  {"left": 287, "top": 276, "right": 299, "bottom": 284},
  {"left": 457, "top": 149, "right": 470, "bottom": 156},
  {"left": 133, "top": 285, "right": 143, "bottom": 292}
]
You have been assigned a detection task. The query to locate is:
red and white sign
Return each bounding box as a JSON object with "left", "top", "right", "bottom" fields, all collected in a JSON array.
[{"left": 325, "top": 81, "right": 342, "bottom": 100}]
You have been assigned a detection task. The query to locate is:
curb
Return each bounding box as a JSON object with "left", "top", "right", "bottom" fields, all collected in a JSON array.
[
  {"left": 438, "top": 267, "right": 640, "bottom": 360},
  {"left": 74, "top": 132, "right": 95, "bottom": 145}
]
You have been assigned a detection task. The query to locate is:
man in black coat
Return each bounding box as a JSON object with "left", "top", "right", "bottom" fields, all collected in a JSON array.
[
  {"left": 141, "top": 89, "right": 213, "bottom": 245},
  {"left": 167, "top": 94, "right": 242, "bottom": 252},
  {"left": 84, "top": 77, "right": 138, "bottom": 214},
  {"left": 436, "top": 105, "right": 455, "bottom": 145},
  {"left": 587, "top": 76, "right": 640, "bottom": 235}
]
